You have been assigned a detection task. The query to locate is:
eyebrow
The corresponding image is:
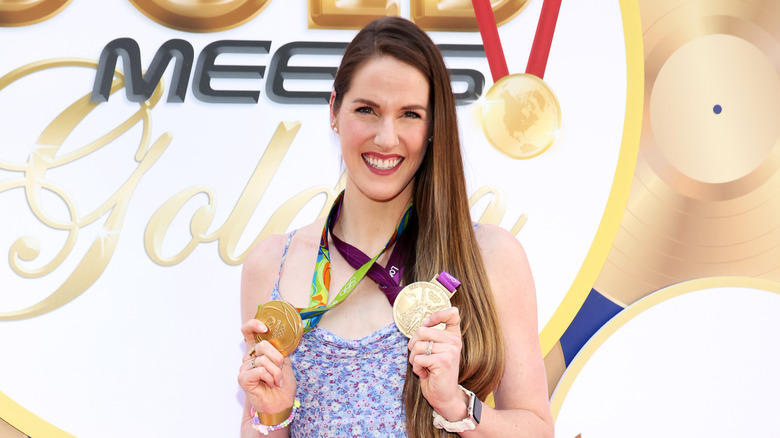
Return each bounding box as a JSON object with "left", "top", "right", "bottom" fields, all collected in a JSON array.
[{"left": 351, "top": 98, "right": 429, "bottom": 112}]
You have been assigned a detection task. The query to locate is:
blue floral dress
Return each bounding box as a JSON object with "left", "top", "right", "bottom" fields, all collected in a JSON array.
[{"left": 270, "top": 231, "right": 408, "bottom": 437}]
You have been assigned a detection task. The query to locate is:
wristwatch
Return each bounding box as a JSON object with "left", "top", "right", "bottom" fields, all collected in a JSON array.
[{"left": 431, "top": 385, "right": 482, "bottom": 433}]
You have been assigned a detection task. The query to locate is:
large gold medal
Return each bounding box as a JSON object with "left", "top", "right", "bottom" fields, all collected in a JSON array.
[
  {"left": 481, "top": 73, "right": 562, "bottom": 159},
  {"left": 253, "top": 300, "right": 303, "bottom": 356},
  {"left": 393, "top": 272, "right": 460, "bottom": 338}
]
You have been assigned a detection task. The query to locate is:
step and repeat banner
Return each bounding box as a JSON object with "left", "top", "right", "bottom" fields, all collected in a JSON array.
[{"left": 1, "top": 1, "right": 778, "bottom": 437}]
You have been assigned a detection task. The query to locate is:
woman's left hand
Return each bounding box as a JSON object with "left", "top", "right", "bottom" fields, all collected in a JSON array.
[{"left": 408, "top": 306, "right": 468, "bottom": 420}]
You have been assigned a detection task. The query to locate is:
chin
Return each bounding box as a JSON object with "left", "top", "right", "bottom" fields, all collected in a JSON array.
[{"left": 351, "top": 179, "right": 415, "bottom": 204}]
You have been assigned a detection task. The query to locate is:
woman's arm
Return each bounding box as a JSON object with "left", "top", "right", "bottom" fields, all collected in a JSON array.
[
  {"left": 461, "top": 224, "right": 554, "bottom": 437},
  {"left": 407, "top": 224, "right": 553, "bottom": 437},
  {"left": 238, "top": 234, "right": 295, "bottom": 438}
]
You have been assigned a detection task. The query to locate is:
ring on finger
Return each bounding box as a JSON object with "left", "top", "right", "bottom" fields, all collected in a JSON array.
[
  {"left": 251, "top": 356, "right": 257, "bottom": 369},
  {"left": 425, "top": 340, "right": 434, "bottom": 356}
]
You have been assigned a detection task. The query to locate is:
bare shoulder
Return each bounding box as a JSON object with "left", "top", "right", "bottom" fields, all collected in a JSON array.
[
  {"left": 473, "top": 223, "right": 534, "bottom": 302},
  {"left": 472, "top": 228, "right": 551, "bottom": 428},
  {"left": 241, "top": 233, "right": 288, "bottom": 312},
  {"left": 241, "top": 220, "right": 326, "bottom": 319}
]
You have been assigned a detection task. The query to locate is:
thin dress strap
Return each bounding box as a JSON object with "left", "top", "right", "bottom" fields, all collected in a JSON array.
[{"left": 273, "top": 230, "right": 297, "bottom": 293}]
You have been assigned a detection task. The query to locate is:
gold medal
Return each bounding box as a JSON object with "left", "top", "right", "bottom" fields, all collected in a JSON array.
[
  {"left": 253, "top": 300, "right": 303, "bottom": 356},
  {"left": 393, "top": 273, "right": 458, "bottom": 338},
  {"left": 481, "top": 73, "right": 562, "bottom": 159}
]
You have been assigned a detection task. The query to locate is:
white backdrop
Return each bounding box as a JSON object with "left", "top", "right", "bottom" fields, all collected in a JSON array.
[
  {"left": 0, "top": 1, "right": 628, "bottom": 436},
  {"left": 554, "top": 279, "right": 780, "bottom": 437}
]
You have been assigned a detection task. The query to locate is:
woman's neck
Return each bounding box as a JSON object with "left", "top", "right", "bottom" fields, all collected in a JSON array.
[{"left": 334, "top": 185, "right": 413, "bottom": 257}]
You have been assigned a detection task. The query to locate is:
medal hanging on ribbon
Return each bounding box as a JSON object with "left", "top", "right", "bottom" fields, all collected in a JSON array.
[
  {"left": 392, "top": 271, "right": 461, "bottom": 338},
  {"left": 473, "top": 0, "right": 563, "bottom": 159},
  {"left": 299, "top": 191, "right": 413, "bottom": 331}
]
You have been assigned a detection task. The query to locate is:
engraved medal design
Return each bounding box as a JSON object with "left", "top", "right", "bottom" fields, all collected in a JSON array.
[
  {"left": 393, "top": 271, "right": 460, "bottom": 338},
  {"left": 254, "top": 300, "right": 303, "bottom": 356}
]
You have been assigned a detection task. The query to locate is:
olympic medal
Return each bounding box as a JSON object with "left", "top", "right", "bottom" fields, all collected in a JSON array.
[
  {"left": 393, "top": 280, "right": 452, "bottom": 338},
  {"left": 253, "top": 300, "right": 303, "bottom": 356}
]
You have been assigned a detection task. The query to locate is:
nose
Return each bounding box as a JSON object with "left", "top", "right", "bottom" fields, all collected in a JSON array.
[{"left": 374, "top": 116, "right": 399, "bottom": 149}]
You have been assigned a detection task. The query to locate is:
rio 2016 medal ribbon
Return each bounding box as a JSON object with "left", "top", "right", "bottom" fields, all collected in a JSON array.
[
  {"left": 393, "top": 271, "right": 461, "bottom": 338},
  {"left": 253, "top": 300, "right": 303, "bottom": 356}
]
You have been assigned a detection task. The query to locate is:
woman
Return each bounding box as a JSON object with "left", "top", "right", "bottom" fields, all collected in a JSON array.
[{"left": 238, "top": 16, "right": 553, "bottom": 437}]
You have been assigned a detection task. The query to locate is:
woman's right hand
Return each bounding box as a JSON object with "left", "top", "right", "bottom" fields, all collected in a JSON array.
[{"left": 238, "top": 318, "right": 297, "bottom": 415}]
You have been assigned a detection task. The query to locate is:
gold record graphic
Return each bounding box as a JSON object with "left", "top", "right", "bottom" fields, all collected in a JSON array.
[
  {"left": 481, "top": 73, "right": 562, "bottom": 159},
  {"left": 128, "top": 0, "right": 272, "bottom": 32},
  {"left": 393, "top": 279, "right": 453, "bottom": 338},
  {"left": 593, "top": 0, "right": 780, "bottom": 307},
  {"left": 254, "top": 300, "right": 303, "bottom": 356},
  {"left": 0, "top": 0, "right": 71, "bottom": 26}
]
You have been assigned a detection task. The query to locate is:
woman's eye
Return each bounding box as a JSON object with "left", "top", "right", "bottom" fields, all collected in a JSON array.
[
  {"left": 404, "top": 111, "right": 421, "bottom": 119},
  {"left": 356, "top": 106, "right": 373, "bottom": 114}
]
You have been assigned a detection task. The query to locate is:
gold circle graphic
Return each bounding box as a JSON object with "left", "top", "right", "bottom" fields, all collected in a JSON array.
[
  {"left": 650, "top": 34, "right": 780, "bottom": 184},
  {"left": 593, "top": 0, "right": 780, "bottom": 309},
  {"left": 0, "top": 0, "right": 71, "bottom": 26},
  {"left": 480, "top": 73, "right": 562, "bottom": 159},
  {"left": 128, "top": 0, "right": 272, "bottom": 32}
]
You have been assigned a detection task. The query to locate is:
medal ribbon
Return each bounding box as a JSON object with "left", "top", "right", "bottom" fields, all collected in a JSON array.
[
  {"left": 471, "top": 0, "right": 562, "bottom": 80},
  {"left": 329, "top": 218, "right": 408, "bottom": 305},
  {"left": 299, "top": 191, "right": 413, "bottom": 331}
]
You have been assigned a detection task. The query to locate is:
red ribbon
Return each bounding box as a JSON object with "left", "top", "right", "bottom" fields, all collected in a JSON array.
[
  {"left": 471, "top": 0, "right": 509, "bottom": 82},
  {"left": 471, "top": 0, "right": 562, "bottom": 81},
  {"left": 526, "top": 0, "right": 562, "bottom": 79}
]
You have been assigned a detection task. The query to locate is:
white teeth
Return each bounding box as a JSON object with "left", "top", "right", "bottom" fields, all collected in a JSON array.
[{"left": 363, "top": 154, "right": 402, "bottom": 170}]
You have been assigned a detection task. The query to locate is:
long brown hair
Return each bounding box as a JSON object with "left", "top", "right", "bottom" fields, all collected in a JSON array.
[{"left": 332, "top": 17, "right": 506, "bottom": 438}]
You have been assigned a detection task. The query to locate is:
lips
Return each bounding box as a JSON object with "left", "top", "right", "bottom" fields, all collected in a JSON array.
[{"left": 362, "top": 153, "right": 403, "bottom": 171}]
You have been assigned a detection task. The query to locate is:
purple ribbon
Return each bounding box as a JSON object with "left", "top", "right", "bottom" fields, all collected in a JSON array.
[
  {"left": 329, "top": 232, "right": 407, "bottom": 305},
  {"left": 328, "top": 202, "right": 410, "bottom": 305}
]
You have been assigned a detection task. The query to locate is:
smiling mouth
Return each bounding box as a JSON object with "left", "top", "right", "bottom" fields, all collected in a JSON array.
[{"left": 362, "top": 154, "right": 403, "bottom": 170}]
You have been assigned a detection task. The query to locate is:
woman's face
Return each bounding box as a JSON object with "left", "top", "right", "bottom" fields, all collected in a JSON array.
[{"left": 331, "top": 56, "right": 430, "bottom": 203}]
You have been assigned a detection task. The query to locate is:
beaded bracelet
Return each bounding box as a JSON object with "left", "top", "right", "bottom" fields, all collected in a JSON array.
[{"left": 250, "top": 399, "right": 301, "bottom": 436}]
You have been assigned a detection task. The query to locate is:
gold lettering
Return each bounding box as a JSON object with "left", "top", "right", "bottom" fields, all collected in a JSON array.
[
  {"left": 144, "top": 186, "right": 217, "bottom": 266},
  {"left": 0, "top": 59, "right": 168, "bottom": 320},
  {"left": 308, "top": 0, "right": 400, "bottom": 29},
  {"left": 0, "top": 0, "right": 71, "bottom": 27},
  {"left": 1, "top": 62, "right": 527, "bottom": 321},
  {"left": 127, "top": 0, "right": 273, "bottom": 32},
  {"left": 468, "top": 185, "right": 527, "bottom": 235},
  {"left": 145, "top": 121, "right": 351, "bottom": 266},
  {"left": 411, "top": 0, "right": 529, "bottom": 31},
  {"left": 307, "top": 0, "right": 529, "bottom": 31}
]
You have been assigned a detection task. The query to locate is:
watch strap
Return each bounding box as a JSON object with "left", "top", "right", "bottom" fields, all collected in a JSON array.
[{"left": 431, "top": 385, "right": 481, "bottom": 433}]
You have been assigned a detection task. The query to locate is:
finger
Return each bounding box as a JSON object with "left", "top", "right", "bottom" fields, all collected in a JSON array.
[
  {"left": 411, "top": 338, "right": 460, "bottom": 363},
  {"left": 237, "top": 362, "right": 273, "bottom": 390},
  {"left": 241, "top": 319, "right": 269, "bottom": 344},
  {"left": 238, "top": 355, "right": 283, "bottom": 389},
  {"left": 251, "top": 354, "right": 284, "bottom": 387},
  {"left": 251, "top": 364, "right": 280, "bottom": 388},
  {"left": 251, "top": 341, "right": 285, "bottom": 367},
  {"left": 423, "top": 307, "right": 461, "bottom": 333},
  {"left": 411, "top": 354, "right": 430, "bottom": 379}
]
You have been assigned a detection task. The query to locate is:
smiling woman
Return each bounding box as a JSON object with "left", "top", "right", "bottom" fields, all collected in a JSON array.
[
  {"left": 331, "top": 56, "right": 430, "bottom": 203},
  {"left": 237, "top": 16, "right": 553, "bottom": 438}
]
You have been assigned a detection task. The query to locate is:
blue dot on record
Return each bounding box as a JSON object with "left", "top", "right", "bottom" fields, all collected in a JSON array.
[{"left": 713, "top": 104, "right": 722, "bottom": 114}]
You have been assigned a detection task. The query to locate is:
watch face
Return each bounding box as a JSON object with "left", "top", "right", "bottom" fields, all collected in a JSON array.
[{"left": 472, "top": 395, "right": 482, "bottom": 424}]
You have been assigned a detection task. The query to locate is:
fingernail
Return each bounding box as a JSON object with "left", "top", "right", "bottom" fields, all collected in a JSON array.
[{"left": 279, "top": 378, "right": 284, "bottom": 388}]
